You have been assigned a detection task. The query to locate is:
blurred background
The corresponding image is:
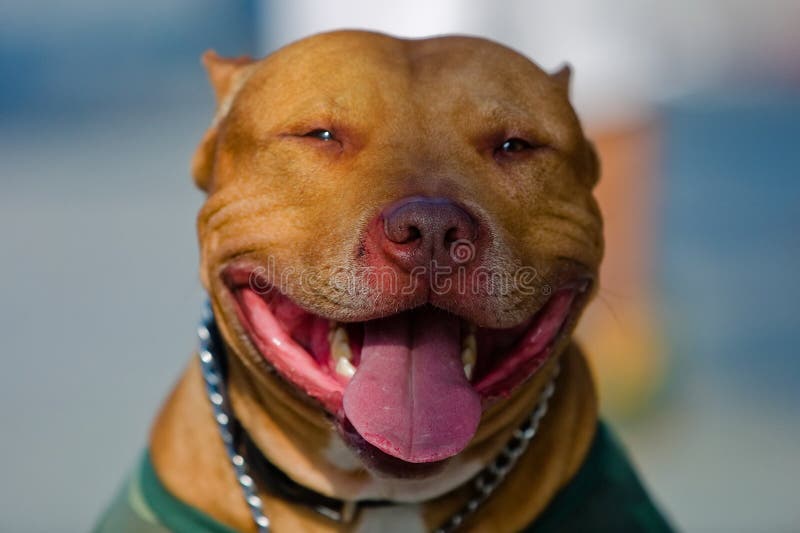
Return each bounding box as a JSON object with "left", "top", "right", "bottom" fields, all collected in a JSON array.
[{"left": 1, "top": 1, "right": 798, "bottom": 531}]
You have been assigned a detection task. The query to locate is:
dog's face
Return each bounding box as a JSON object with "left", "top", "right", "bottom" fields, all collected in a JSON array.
[{"left": 194, "top": 31, "right": 602, "bottom": 473}]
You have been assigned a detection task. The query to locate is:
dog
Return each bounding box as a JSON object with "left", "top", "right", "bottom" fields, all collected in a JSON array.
[{"left": 95, "top": 30, "right": 671, "bottom": 532}]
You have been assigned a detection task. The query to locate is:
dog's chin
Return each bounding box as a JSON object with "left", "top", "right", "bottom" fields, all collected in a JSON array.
[{"left": 217, "top": 263, "right": 591, "bottom": 473}]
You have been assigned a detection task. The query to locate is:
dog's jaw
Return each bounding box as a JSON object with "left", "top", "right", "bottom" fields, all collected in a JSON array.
[
  {"left": 217, "top": 262, "right": 592, "bottom": 471},
  {"left": 219, "top": 327, "right": 579, "bottom": 504}
]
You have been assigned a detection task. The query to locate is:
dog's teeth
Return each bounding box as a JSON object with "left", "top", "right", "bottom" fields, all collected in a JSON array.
[
  {"left": 461, "top": 345, "right": 476, "bottom": 366},
  {"left": 462, "top": 330, "right": 477, "bottom": 354},
  {"left": 335, "top": 356, "right": 356, "bottom": 379},
  {"left": 461, "top": 332, "right": 477, "bottom": 364},
  {"left": 461, "top": 348, "right": 476, "bottom": 380},
  {"left": 330, "top": 326, "right": 353, "bottom": 362},
  {"left": 463, "top": 362, "right": 474, "bottom": 381},
  {"left": 331, "top": 326, "right": 355, "bottom": 379},
  {"left": 461, "top": 331, "right": 477, "bottom": 381}
]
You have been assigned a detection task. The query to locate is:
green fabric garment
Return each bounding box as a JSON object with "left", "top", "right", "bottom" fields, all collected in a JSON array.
[
  {"left": 93, "top": 422, "right": 672, "bottom": 532},
  {"left": 522, "top": 423, "right": 673, "bottom": 532},
  {"left": 92, "top": 450, "right": 234, "bottom": 533}
]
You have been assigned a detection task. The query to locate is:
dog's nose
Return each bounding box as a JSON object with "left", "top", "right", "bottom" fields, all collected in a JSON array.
[{"left": 381, "top": 197, "right": 478, "bottom": 270}]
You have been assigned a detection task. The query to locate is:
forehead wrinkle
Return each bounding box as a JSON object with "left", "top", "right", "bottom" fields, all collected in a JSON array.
[{"left": 473, "top": 101, "right": 532, "bottom": 126}]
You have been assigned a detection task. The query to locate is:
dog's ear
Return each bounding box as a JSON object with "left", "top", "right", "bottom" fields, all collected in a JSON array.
[
  {"left": 550, "top": 63, "right": 572, "bottom": 94},
  {"left": 550, "top": 64, "right": 596, "bottom": 185},
  {"left": 192, "top": 50, "right": 255, "bottom": 192}
]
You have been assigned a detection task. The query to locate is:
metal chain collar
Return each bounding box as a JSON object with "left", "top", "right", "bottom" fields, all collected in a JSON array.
[{"left": 197, "top": 303, "right": 559, "bottom": 533}]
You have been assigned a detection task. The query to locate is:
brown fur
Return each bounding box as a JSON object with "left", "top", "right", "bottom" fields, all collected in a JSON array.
[{"left": 151, "top": 30, "right": 602, "bottom": 531}]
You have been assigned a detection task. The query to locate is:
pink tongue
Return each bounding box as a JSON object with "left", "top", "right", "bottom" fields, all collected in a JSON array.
[{"left": 342, "top": 308, "right": 481, "bottom": 463}]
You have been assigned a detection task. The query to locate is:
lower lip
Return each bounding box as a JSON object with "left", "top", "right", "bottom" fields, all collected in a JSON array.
[
  {"left": 475, "top": 287, "right": 577, "bottom": 396},
  {"left": 232, "top": 287, "right": 345, "bottom": 412}
]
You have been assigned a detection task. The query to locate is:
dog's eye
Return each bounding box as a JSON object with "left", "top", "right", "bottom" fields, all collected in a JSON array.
[
  {"left": 498, "top": 138, "right": 533, "bottom": 153},
  {"left": 304, "top": 129, "right": 335, "bottom": 141}
]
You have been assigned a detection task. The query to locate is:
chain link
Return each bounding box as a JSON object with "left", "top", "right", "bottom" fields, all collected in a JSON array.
[{"left": 198, "top": 303, "right": 271, "bottom": 532}]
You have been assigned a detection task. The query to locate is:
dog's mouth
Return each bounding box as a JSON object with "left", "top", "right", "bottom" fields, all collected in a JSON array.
[{"left": 221, "top": 265, "right": 589, "bottom": 465}]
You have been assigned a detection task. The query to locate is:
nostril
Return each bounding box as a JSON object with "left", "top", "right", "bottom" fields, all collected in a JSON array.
[
  {"left": 444, "top": 226, "right": 466, "bottom": 244},
  {"left": 384, "top": 219, "right": 422, "bottom": 244}
]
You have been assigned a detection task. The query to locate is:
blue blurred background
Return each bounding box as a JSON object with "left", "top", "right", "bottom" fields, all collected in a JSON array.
[{"left": 1, "top": 1, "right": 798, "bottom": 531}]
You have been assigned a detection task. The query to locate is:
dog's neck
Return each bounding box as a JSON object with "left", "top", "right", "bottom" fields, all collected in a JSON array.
[{"left": 150, "top": 343, "right": 597, "bottom": 532}]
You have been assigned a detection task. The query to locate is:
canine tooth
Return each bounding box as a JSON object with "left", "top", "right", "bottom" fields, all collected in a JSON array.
[
  {"left": 461, "top": 332, "right": 477, "bottom": 364},
  {"left": 461, "top": 330, "right": 477, "bottom": 381},
  {"left": 330, "top": 326, "right": 353, "bottom": 362},
  {"left": 463, "top": 363, "right": 474, "bottom": 381},
  {"left": 462, "top": 330, "right": 477, "bottom": 353},
  {"left": 461, "top": 348, "right": 476, "bottom": 380},
  {"left": 461, "top": 345, "right": 476, "bottom": 366},
  {"left": 335, "top": 356, "right": 356, "bottom": 379}
]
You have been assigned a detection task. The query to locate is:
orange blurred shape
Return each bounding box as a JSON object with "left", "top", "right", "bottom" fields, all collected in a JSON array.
[{"left": 576, "top": 120, "right": 668, "bottom": 419}]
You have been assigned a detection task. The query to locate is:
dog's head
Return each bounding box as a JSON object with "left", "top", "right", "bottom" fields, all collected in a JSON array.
[{"left": 193, "top": 31, "right": 601, "bottom": 477}]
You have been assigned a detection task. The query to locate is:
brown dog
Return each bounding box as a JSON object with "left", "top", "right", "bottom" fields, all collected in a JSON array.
[{"left": 96, "top": 30, "right": 670, "bottom": 532}]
